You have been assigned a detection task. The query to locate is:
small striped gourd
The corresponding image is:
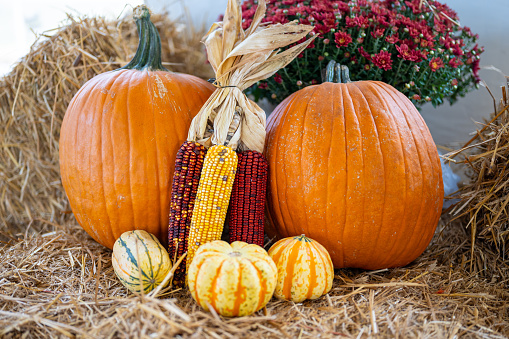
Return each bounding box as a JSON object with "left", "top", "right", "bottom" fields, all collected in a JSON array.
[
  {"left": 188, "top": 240, "right": 277, "bottom": 317},
  {"left": 268, "top": 235, "right": 334, "bottom": 302},
  {"left": 112, "top": 230, "right": 172, "bottom": 294}
]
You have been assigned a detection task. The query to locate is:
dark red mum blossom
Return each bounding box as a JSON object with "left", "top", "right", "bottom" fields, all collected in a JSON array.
[
  {"left": 372, "top": 51, "right": 393, "bottom": 70},
  {"left": 386, "top": 34, "right": 399, "bottom": 44},
  {"left": 356, "top": 16, "right": 370, "bottom": 28},
  {"left": 358, "top": 46, "right": 371, "bottom": 60},
  {"left": 429, "top": 57, "right": 444, "bottom": 72},
  {"left": 472, "top": 59, "right": 481, "bottom": 82},
  {"left": 396, "top": 44, "right": 421, "bottom": 62},
  {"left": 274, "top": 73, "right": 283, "bottom": 84},
  {"left": 371, "top": 28, "right": 385, "bottom": 39},
  {"left": 335, "top": 31, "right": 353, "bottom": 47},
  {"left": 448, "top": 57, "right": 461, "bottom": 68}
]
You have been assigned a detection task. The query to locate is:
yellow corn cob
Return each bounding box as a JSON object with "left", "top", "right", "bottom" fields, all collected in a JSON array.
[{"left": 186, "top": 145, "right": 238, "bottom": 274}]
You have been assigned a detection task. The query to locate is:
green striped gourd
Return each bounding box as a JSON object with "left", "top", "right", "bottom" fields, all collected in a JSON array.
[{"left": 112, "top": 230, "right": 172, "bottom": 293}]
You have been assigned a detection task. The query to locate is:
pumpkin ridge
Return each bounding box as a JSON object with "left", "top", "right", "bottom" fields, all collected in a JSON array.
[
  {"left": 271, "top": 95, "right": 298, "bottom": 237},
  {"left": 93, "top": 70, "right": 128, "bottom": 247},
  {"left": 299, "top": 85, "right": 322, "bottom": 239},
  {"left": 361, "top": 81, "right": 409, "bottom": 268},
  {"left": 339, "top": 84, "right": 355, "bottom": 267},
  {"left": 63, "top": 79, "right": 97, "bottom": 243},
  {"left": 377, "top": 84, "right": 428, "bottom": 265},
  {"left": 383, "top": 85, "right": 441, "bottom": 262},
  {"left": 80, "top": 76, "right": 119, "bottom": 246},
  {"left": 351, "top": 82, "right": 387, "bottom": 265},
  {"left": 145, "top": 72, "right": 163, "bottom": 234},
  {"left": 349, "top": 84, "right": 368, "bottom": 265},
  {"left": 370, "top": 83, "right": 412, "bottom": 268},
  {"left": 323, "top": 84, "right": 337, "bottom": 260},
  {"left": 96, "top": 74, "right": 123, "bottom": 246}
]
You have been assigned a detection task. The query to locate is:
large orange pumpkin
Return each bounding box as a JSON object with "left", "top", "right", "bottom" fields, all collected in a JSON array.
[
  {"left": 265, "top": 61, "right": 443, "bottom": 270},
  {"left": 59, "top": 7, "right": 214, "bottom": 249}
]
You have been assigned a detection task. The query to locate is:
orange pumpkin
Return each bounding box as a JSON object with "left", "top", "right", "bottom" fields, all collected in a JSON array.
[
  {"left": 265, "top": 61, "right": 443, "bottom": 270},
  {"left": 268, "top": 235, "right": 334, "bottom": 302},
  {"left": 59, "top": 7, "right": 214, "bottom": 249}
]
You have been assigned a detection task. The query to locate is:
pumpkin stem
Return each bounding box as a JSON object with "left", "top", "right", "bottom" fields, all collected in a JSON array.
[
  {"left": 324, "top": 60, "right": 352, "bottom": 84},
  {"left": 121, "top": 5, "right": 167, "bottom": 71}
]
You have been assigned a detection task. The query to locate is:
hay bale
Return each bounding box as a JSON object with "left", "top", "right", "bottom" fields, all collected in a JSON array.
[
  {"left": 0, "top": 12, "right": 213, "bottom": 230},
  {"left": 447, "top": 81, "right": 509, "bottom": 260}
]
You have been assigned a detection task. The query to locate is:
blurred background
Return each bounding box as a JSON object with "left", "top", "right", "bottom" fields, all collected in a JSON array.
[{"left": 0, "top": 0, "right": 508, "bottom": 148}]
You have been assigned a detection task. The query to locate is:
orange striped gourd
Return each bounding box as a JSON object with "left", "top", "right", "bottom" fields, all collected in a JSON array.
[
  {"left": 188, "top": 240, "right": 277, "bottom": 317},
  {"left": 228, "top": 150, "right": 268, "bottom": 246},
  {"left": 268, "top": 235, "right": 334, "bottom": 302},
  {"left": 112, "top": 230, "right": 172, "bottom": 294},
  {"left": 168, "top": 141, "right": 207, "bottom": 287},
  {"left": 185, "top": 145, "right": 237, "bottom": 271}
]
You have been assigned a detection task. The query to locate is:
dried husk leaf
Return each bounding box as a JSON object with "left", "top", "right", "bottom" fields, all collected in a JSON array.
[{"left": 187, "top": 0, "right": 315, "bottom": 152}]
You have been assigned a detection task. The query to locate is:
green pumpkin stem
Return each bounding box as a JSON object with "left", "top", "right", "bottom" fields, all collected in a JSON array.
[
  {"left": 324, "top": 60, "right": 352, "bottom": 84},
  {"left": 121, "top": 5, "right": 167, "bottom": 71}
]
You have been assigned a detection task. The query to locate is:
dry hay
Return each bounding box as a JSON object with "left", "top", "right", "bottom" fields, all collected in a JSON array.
[
  {"left": 0, "top": 218, "right": 507, "bottom": 338},
  {"left": 0, "top": 11, "right": 213, "bottom": 231},
  {"left": 446, "top": 82, "right": 509, "bottom": 261}
]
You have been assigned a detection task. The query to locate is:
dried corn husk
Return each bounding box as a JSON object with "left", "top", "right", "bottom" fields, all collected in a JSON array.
[{"left": 187, "top": 0, "right": 315, "bottom": 152}]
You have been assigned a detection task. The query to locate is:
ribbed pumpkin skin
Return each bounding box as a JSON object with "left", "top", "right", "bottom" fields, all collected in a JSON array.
[
  {"left": 268, "top": 235, "right": 334, "bottom": 302},
  {"left": 188, "top": 241, "right": 277, "bottom": 317},
  {"left": 265, "top": 81, "right": 443, "bottom": 270},
  {"left": 59, "top": 70, "right": 213, "bottom": 249},
  {"left": 112, "top": 230, "right": 172, "bottom": 294}
]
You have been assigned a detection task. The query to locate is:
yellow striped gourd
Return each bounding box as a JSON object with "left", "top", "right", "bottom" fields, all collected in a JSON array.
[
  {"left": 186, "top": 145, "right": 237, "bottom": 272},
  {"left": 112, "top": 230, "right": 172, "bottom": 293},
  {"left": 188, "top": 240, "right": 277, "bottom": 317},
  {"left": 268, "top": 235, "right": 334, "bottom": 302}
]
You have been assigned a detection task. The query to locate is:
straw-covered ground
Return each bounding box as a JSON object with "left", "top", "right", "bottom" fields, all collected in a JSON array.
[{"left": 1, "top": 217, "right": 507, "bottom": 338}]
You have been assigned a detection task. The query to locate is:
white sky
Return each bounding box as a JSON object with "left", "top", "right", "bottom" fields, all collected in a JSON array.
[{"left": 0, "top": 0, "right": 144, "bottom": 75}]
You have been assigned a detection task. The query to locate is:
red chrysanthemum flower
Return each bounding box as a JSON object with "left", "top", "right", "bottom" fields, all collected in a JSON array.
[
  {"left": 385, "top": 34, "right": 399, "bottom": 44},
  {"left": 274, "top": 73, "right": 283, "bottom": 84},
  {"left": 372, "top": 51, "right": 393, "bottom": 70},
  {"left": 371, "top": 28, "right": 385, "bottom": 39},
  {"left": 358, "top": 46, "right": 371, "bottom": 60},
  {"left": 396, "top": 44, "right": 421, "bottom": 62},
  {"left": 334, "top": 31, "right": 353, "bottom": 47},
  {"left": 429, "top": 57, "right": 444, "bottom": 72}
]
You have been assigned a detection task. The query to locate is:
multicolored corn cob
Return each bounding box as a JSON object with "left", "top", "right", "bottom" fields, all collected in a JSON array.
[
  {"left": 228, "top": 150, "right": 268, "bottom": 247},
  {"left": 168, "top": 141, "right": 207, "bottom": 287},
  {"left": 186, "top": 145, "right": 238, "bottom": 273}
]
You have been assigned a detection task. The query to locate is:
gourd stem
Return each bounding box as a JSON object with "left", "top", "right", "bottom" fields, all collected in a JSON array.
[
  {"left": 324, "top": 60, "right": 352, "bottom": 84},
  {"left": 121, "top": 5, "right": 167, "bottom": 71}
]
